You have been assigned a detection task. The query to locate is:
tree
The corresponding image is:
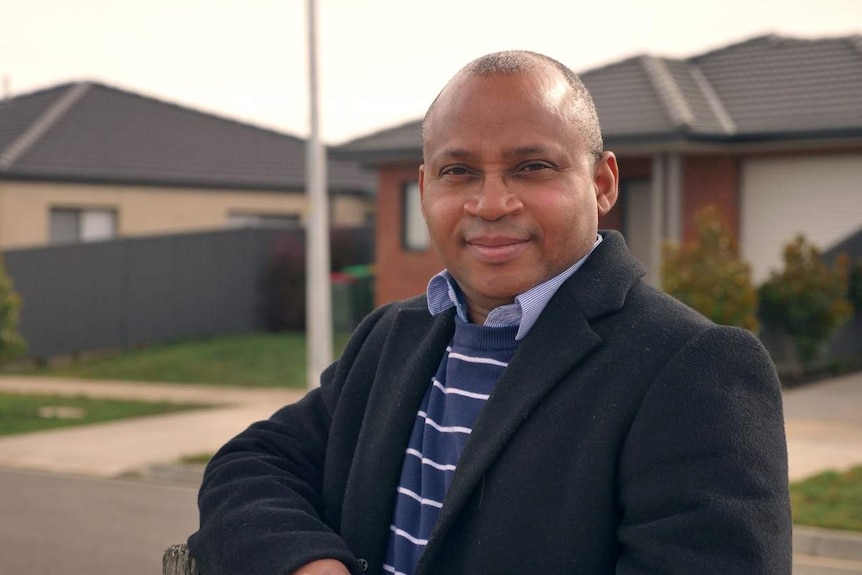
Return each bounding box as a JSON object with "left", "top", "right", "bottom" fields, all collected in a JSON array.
[
  {"left": 758, "top": 235, "right": 852, "bottom": 365},
  {"left": 661, "top": 206, "right": 759, "bottom": 332}
]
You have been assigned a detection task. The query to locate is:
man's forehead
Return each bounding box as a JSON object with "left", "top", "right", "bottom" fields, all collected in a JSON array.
[
  {"left": 425, "top": 67, "right": 570, "bottom": 131},
  {"left": 445, "top": 66, "right": 565, "bottom": 103}
]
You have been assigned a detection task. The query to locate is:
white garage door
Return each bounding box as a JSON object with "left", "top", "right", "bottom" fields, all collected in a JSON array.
[{"left": 741, "top": 154, "right": 862, "bottom": 284}]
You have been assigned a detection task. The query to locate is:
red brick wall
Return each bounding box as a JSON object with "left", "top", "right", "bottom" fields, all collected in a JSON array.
[
  {"left": 681, "top": 156, "right": 740, "bottom": 244},
  {"left": 375, "top": 163, "right": 443, "bottom": 306}
]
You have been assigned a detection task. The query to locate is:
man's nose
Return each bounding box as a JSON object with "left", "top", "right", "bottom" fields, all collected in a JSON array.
[{"left": 464, "top": 175, "right": 523, "bottom": 221}]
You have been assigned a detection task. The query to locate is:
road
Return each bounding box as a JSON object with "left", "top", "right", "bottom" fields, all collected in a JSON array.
[{"left": 0, "top": 467, "right": 198, "bottom": 575}]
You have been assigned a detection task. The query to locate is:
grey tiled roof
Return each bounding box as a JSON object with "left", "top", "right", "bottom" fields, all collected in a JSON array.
[
  {"left": 692, "top": 35, "right": 862, "bottom": 137},
  {"left": 337, "top": 33, "right": 862, "bottom": 160},
  {"left": 334, "top": 119, "right": 423, "bottom": 163},
  {"left": 0, "top": 82, "right": 375, "bottom": 194}
]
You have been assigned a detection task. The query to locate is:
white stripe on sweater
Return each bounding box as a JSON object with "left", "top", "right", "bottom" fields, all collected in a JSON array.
[
  {"left": 418, "top": 411, "right": 472, "bottom": 434},
  {"left": 383, "top": 564, "right": 410, "bottom": 575},
  {"left": 432, "top": 379, "right": 491, "bottom": 400},
  {"left": 405, "top": 448, "right": 458, "bottom": 471},
  {"left": 390, "top": 525, "right": 428, "bottom": 546},
  {"left": 447, "top": 351, "right": 509, "bottom": 367},
  {"left": 397, "top": 487, "right": 443, "bottom": 508}
]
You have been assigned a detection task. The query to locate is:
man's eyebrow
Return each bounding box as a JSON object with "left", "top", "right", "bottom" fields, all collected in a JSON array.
[
  {"left": 502, "top": 146, "right": 553, "bottom": 158},
  {"left": 434, "top": 148, "right": 472, "bottom": 160}
]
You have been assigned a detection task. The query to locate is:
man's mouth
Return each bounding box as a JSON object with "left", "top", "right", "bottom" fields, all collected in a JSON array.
[{"left": 465, "top": 236, "right": 530, "bottom": 263}]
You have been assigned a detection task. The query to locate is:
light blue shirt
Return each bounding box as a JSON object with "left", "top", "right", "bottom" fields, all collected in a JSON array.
[{"left": 426, "top": 235, "right": 603, "bottom": 340}]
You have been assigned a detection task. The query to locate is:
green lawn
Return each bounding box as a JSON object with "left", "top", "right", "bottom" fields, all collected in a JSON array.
[
  {"left": 0, "top": 392, "right": 210, "bottom": 436},
  {"left": 6, "top": 332, "right": 351, "bottom": 388},
  {"left": 791, "top": 465, "right": 862, "bottom": 531}
]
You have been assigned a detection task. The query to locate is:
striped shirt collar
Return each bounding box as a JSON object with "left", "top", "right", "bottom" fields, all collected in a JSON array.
[{"left": 426, "top": 235, "right": 602, "bottom": 340}]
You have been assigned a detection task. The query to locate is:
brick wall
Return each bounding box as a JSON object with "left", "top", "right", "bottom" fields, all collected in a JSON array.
[
  {"left": 375, "top": 163, "right": 443, "bottom": 306},
  {"left": 682, "top": 156, "right": 741, "bottom": 244}
]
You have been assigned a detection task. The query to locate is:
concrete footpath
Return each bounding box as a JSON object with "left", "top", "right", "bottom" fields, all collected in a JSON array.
[
  {"left": 1, "top": 372, "right": 862, "bottom": 573},
  {"left": 0, "top": 377, "right": 306, "bottom": 477}
]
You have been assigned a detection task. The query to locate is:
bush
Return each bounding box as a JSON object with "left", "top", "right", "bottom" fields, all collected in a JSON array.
[
  {"left": 848, "top": 257, "right": 862, "bottom": 314},
  {"left": 0, "top": 257, "right": 25, "bottom": 362},
  {"left": 661, "top": 206, "right": 759, "bottom": 331},
  {"left": 758, "top": 235, "right": 852, "bottom": 364},
  {"left": 262, "top": 226, "right": 375, "bottom": 331}
]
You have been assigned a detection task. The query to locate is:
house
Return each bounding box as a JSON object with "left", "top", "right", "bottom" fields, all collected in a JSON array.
[
  {"left": 336, "top": 34, "right": 862, "bottom": 305},
  {"left": 0, "top": 81, "right": 376, "bottom": 249}
]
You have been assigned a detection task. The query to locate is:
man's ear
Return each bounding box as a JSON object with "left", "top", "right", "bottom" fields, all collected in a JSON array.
[
  {"left": 418, "top": 164, "right": 427, "bottom": 215},
  {"left": 594, "top": 152, "right": 619, "bottom": 217}
]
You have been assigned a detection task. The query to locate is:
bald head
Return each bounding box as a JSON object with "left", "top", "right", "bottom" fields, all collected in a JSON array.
[{"left": 422, "top": 50, "right": 603, "bottom": 160}]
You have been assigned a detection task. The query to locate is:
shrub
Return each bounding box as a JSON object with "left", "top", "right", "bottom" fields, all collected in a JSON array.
[
  {"left": 262, "top": 226, "right": 375, "bottom": 331},
  {"left": 0, "top": 257, "right": 25, "bottom": 362},
  {"left": 848, "top": 257, "right": 862, "bottom": 314},
  {"left": 661, "top": 206, "right": 759, "bottom": 332},
  {"left": 758, "top": 235, "right": 853, "bottom": 364}
]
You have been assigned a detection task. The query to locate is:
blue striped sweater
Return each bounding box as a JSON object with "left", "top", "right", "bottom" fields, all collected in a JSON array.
[{"left": 382, "top": 318, "right": 519, "bottom": 575}]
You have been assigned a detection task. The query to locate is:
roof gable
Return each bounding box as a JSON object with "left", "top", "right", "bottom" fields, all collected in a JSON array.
[{"left": 0, "top": 81, "right": 374, "bottom": 193}]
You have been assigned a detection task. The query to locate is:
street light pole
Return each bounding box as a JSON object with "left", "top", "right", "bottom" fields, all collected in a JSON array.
[{"left": 305, "top": 0, "right": 332, "bottom": 389}]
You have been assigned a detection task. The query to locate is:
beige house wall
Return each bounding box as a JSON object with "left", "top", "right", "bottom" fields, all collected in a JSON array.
[
  {"left": 0, "top": 181, "right": 374, "bottom": 249},
  {"left": 332, "top": 193, "right": 375, "bottom": 227}
]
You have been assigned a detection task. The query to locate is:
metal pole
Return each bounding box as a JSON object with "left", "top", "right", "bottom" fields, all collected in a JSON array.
[{"left": 305, "top": 0, "right": 332, "bottom": 389}]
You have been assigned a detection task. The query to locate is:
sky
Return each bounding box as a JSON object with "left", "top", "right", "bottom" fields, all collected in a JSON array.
[{"left": 3, "top": 0, "right": 862, "bottom": 144}]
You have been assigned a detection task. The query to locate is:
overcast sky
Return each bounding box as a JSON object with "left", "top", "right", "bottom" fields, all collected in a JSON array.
[{"left": 3, "top": 0, "right": 861, "bottom": 143}]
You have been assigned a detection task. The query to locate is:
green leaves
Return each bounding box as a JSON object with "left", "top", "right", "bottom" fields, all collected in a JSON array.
[
  {"left": 0, "top": 258, "right": 25, "bottom": 363},
  {"left": 758, "top": 236, "right": 853, "bottom": 364},
  {"left": 661, "top": 206, "right": 760, "bottom": 332}
]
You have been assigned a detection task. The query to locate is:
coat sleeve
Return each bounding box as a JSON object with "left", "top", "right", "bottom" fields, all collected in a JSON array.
[
  {"left": 187, "top": 305, "right": 394, "bottom": 575},
  {"left": 615, "top": 325, "right": 792, "bottom": 574}
]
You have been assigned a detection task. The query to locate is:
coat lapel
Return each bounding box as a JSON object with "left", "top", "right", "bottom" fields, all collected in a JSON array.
[
  {"left": 416, "top": 231, "right": 643, "bottom": 572},
  {"left": 340, "top": 304, "right": 455, "bottom": 567}
]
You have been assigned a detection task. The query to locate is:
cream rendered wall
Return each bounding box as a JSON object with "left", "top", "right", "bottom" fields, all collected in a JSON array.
[
  {"left": 0, "top": 181, "right": 371, "bottom": 248},
  {"left": 740, "top": 154, "right": 862, "bottom": 284},
  {"left": 332, "top": 194, "right": 374, "bottom": 226}
]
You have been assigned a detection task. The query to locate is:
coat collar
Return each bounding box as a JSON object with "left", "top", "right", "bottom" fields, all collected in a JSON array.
[{"left": 418, "top": 231, "right": 644, "bottom": 572}]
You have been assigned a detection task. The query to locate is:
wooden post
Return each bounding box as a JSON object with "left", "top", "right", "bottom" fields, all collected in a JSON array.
[{"left": 163, "top": 543, "right": 198, "bottom": 575}]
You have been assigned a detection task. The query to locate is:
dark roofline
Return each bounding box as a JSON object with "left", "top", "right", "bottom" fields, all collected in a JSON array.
[
  {"left": 331, "top": 148, "right": 423, "bottom": 165},
  {"left": 0, "top": 171, "right": 373, "bottom": 196}
]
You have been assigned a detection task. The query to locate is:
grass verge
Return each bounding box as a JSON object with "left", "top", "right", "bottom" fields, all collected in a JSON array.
[
  {"left": 180, "top": 452, "right": 214, "bottom": 465},
  {"left": 791, "top": 465, "right": 862, "bottom": 532},
  {"left": 0, "top": 392, "right": 210, "bottom": 436},
  {"left": 4, "top": 332, "right": 351, "bottom": 388}
]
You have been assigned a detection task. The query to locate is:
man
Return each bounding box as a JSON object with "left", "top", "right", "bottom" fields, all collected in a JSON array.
[{"left": 189, "top": 51, "right": 791, "bottom": 575}]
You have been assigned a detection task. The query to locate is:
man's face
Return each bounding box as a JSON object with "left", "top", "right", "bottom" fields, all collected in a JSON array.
[{"left": 420, "top": 67, "right": 618, "bottom": 322}]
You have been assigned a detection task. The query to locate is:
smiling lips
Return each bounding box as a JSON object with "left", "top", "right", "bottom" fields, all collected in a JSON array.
[{"left": 465, "top": 236, "right": 530, "bottom": 264}]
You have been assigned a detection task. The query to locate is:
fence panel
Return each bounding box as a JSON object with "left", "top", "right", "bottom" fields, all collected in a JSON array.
[{"left": 3, "top": 226, "right": 373, "bottom": 359}]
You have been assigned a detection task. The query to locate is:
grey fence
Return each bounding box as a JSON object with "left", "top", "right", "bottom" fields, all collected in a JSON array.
[{"left": 3, "top": 226, "right": 374, "bottom": 359}]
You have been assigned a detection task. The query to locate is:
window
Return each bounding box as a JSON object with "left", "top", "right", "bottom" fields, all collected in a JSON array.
[
  {"left": 402, "top": 182, "right": 429, "bottom": 251},
  {"left": 226, "top": 211, "right": 302, "bottom": 228},
  {"left": 49, "top": 207, "right": 118, "bottom": 244}
]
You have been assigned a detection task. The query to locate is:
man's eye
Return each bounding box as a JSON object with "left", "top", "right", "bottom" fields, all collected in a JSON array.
[
  {"left": 519, "top": 162, "right": 551, "bottom": 172},
  {"left": 440, "top": 166, "right": 470, "bottom": 176}
]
